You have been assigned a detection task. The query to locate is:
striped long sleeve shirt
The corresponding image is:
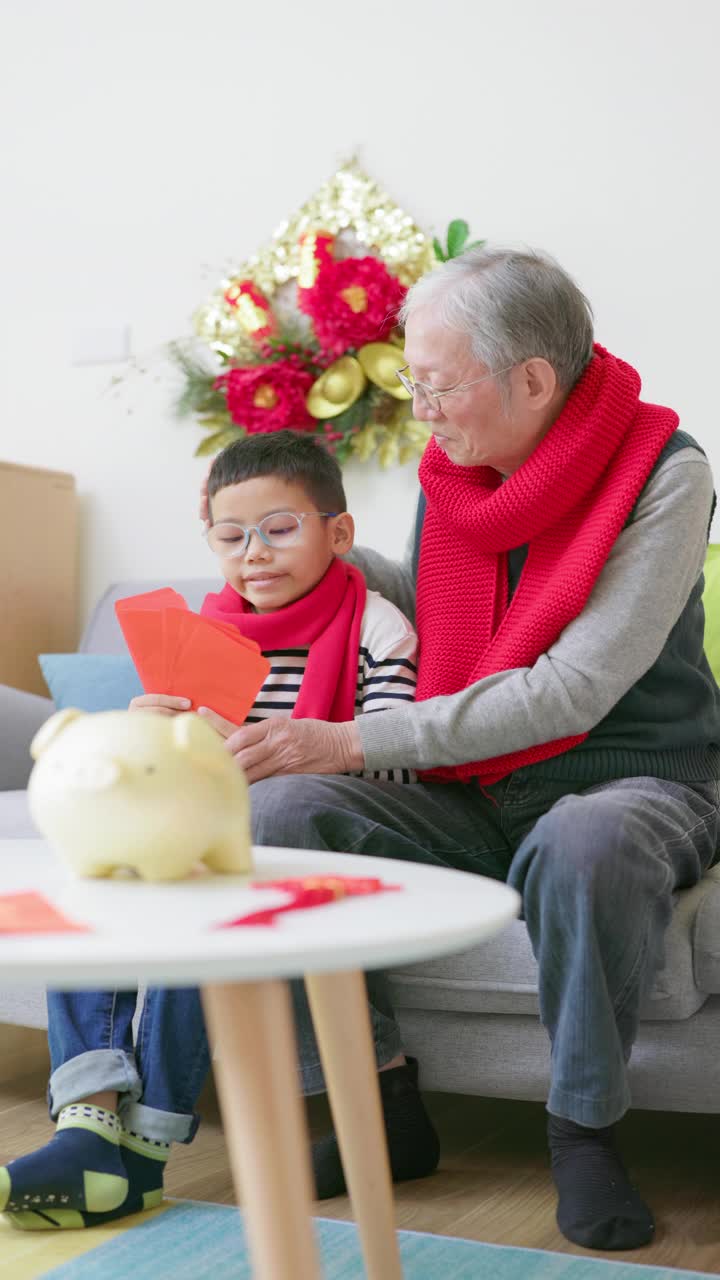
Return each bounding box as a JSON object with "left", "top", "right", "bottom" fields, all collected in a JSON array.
[{"left": 244, "top": 590, "right": 418, "bottom": 783}]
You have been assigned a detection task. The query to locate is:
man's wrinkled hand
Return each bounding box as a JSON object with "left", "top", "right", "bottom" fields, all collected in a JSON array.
[{"left": 200, "top": 715, "right": 364, "bottom": 784}]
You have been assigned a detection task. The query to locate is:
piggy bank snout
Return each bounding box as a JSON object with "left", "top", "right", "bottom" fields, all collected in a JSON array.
[{"left": 50, "top": 756, "right": 124, "bottom": 791}]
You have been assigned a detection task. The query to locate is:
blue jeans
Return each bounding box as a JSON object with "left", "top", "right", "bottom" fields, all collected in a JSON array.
[{"left": 47, "top": 772, "right": 720, "bottom": 1141}]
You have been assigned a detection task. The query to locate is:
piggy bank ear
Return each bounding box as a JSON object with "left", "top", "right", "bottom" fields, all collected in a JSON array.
[
  {"left": 30, "top": 709, "right": 85, "bottom": 760},
  {"left": 172, "top": 712, "right": 228, "bottom": 775}
]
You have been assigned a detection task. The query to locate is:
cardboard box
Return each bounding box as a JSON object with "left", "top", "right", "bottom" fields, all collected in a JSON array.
[{"left": 0, "top": 461, "right": 79, "bottom": 695}]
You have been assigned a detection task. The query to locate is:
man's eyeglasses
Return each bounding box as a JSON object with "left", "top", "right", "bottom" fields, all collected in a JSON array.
[
  {"left": 395, "top": 364, "right": 515, "bottom": 413},
  {"left": 205, "top": 511, "right": 337, "bottom": 559}
]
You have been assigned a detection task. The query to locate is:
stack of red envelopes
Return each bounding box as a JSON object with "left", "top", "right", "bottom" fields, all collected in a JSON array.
[{"left": 115, "top": 589, "right": 271, "bottom": 726}]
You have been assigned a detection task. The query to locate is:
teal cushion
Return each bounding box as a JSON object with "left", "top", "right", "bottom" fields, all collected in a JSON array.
[{"left": 38, "top": 654, "right": 143, "bottom": 712}]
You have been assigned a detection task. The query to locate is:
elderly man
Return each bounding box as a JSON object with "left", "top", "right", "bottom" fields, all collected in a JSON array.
[{"left": 215, "top": 248, "right": 720, "bottom": 1251}]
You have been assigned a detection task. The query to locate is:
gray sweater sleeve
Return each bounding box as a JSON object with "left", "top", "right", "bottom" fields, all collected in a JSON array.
[{"left": 356, "top": 450, "right": 715, "bottom": 772}]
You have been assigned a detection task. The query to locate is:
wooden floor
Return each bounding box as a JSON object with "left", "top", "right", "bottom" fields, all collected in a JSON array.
[{"left": 2, "top": 1028, "right": 719, "bottom": 1275}]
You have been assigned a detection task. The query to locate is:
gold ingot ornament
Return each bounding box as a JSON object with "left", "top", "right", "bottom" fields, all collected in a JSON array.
[
  {"left": 357, "top": 343, "right": 412, "bottom": 400},
  {"left": 307, "top": 356, "right": 367, "bottom": 419}
]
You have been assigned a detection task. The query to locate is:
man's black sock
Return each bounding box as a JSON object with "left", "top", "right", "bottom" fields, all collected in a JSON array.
[
  {"left": 548, "top": 1113, "right": 654, "bottom": 1251},
  {"left": 312, "top": 1057, "right": 440, "bottom": 1200}
]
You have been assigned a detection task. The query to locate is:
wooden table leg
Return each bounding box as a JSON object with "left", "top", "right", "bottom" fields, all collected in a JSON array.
[
  {"left": 304, "top": 969, "right": 404, "bottom": 1280},
  {"left": 201, "top": 981, "right": 322, "bottom": 1280}
]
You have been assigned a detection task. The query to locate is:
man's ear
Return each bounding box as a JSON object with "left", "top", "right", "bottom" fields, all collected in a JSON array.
[
  {"left": 521, "top": 358, "right": 558, "bottom": 411},
  {"left": 331, "top": 512, "right": 355, "bottom": 556}
]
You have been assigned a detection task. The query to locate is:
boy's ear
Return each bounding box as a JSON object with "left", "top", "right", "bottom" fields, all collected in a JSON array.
[{"left": 331, "top": 512, "right": 355, "bottom": 556}]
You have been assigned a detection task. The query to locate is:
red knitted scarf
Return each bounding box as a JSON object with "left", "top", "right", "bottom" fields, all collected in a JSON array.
[
  {"left": 415, "top": 344, "right": 679, "bottom": 784},
  {"left": 201, "top": 558, "right": 367, "bottom": 722}
]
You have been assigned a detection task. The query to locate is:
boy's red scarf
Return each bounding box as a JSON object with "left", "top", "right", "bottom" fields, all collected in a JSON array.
[
  {"left": 201, "top": 558, "right": 366, "bottom": 723},
  {"left": 415, "top": 344, "right": 679, "bottom": 785}
]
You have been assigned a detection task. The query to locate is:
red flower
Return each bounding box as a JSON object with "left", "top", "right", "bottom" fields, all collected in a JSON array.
[
  {"left": 215, "top": 358, "right": 315, "bottom": 434},
  {"left": 298, "top": 255, "right": 407, "bottom": 357}
]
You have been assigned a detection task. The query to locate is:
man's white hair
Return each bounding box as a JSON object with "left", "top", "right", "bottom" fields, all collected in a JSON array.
[{"left": 400, "top": 247, "right": 594, "bottom": 391}]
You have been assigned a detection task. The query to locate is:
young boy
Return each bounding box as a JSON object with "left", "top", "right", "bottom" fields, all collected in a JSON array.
[{"left": 1, "top": 432, "right": 438, "bottom": 1230}]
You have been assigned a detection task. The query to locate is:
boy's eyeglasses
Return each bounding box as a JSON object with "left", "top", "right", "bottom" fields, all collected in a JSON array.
[
  {"left": 395, "top": 364, "right": 515, "bottom": 413},
  {"left": 205, "top": 511, "right": 337, "bottom": 559}
]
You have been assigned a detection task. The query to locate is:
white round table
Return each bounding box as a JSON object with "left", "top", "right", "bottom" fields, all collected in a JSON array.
[{"left": 0, "top": 838, "right": 519, "bottom": 1280}]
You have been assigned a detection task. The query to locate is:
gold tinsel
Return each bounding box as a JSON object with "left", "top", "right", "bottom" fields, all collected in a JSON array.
[{"left": 194, "top": 159, "right": 435, "bottom": 357}]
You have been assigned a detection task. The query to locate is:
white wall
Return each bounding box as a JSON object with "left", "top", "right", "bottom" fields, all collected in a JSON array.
[{"left": 1, "top": 0, "right": 718, "bottom": 624}]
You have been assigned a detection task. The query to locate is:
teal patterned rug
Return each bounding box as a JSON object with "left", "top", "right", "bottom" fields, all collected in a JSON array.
[{"left": 41, "top": 1200, "right": 711, "bottom": 1279}]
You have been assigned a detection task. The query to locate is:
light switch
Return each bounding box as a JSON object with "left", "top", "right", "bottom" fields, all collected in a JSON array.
[{"left": 71, "top": 325, "right": 131, "bottom": 365}]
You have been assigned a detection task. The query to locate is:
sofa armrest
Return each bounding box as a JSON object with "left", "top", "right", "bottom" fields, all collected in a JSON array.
[{"left": 0, "top": 684, "right": 54, "bottom": 790}]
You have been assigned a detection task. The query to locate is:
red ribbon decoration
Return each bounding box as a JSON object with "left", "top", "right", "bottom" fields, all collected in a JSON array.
[{"left": 218, "top": 874, "right": 400, "bottom": 927}]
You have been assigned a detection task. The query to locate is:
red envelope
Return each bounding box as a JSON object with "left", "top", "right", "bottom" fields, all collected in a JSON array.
[
  {"left": 115, "top": 590, "right": 189, "bottom": 692},
  {"left": 159, "top": 608, "right": 193, "bottom": 694},
  {"left": 165, "top": 611, "right": 270, "bottom": 724},
  {"left": 0, "top": 892, "right": 90, "bottom": 935},
  {"left": 115, "top": 608, "right": 166, "bottom": 691},
  {"left": 205, "top": 617, "right": 265, "bottom": 654},
  {"left": 116, "top": 588, "right": 188, "bottom": 613}
]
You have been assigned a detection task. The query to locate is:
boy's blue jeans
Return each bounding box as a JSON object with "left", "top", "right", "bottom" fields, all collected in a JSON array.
[
  {"left": 47, "top": 987, "right": 209, "bottom": 1144},
  {"left": 47, "top": 772, "right": 720, "bottom": 1144}
]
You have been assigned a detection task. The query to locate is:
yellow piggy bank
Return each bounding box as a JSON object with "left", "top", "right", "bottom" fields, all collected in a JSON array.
[{"left": 28, "top": 709, "right": 253, "bottom": 881}]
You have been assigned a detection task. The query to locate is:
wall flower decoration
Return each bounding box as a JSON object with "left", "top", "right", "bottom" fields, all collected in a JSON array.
[{"left": 171, "top": 160, "right": 483, "bottom": 467}]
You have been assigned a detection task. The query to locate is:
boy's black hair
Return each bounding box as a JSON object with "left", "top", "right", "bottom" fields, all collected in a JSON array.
[{"left": 207, "top": 430, "right": 347, "bottom": 516}]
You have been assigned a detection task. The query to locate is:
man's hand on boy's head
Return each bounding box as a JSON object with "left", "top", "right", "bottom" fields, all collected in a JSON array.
[
  {"left": 197, "top": 708, "right": 364, "bottom": 783},
  {"left": 129, "top": 694, "right": 192, "bottom": 716},
  {"left": 199, "top": 470, "right": 210, "bottom": 528}
]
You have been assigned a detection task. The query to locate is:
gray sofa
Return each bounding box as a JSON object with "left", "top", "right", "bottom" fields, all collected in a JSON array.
[{"left": 2, "top": 579, "right": 720, "bottom": 1113}]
